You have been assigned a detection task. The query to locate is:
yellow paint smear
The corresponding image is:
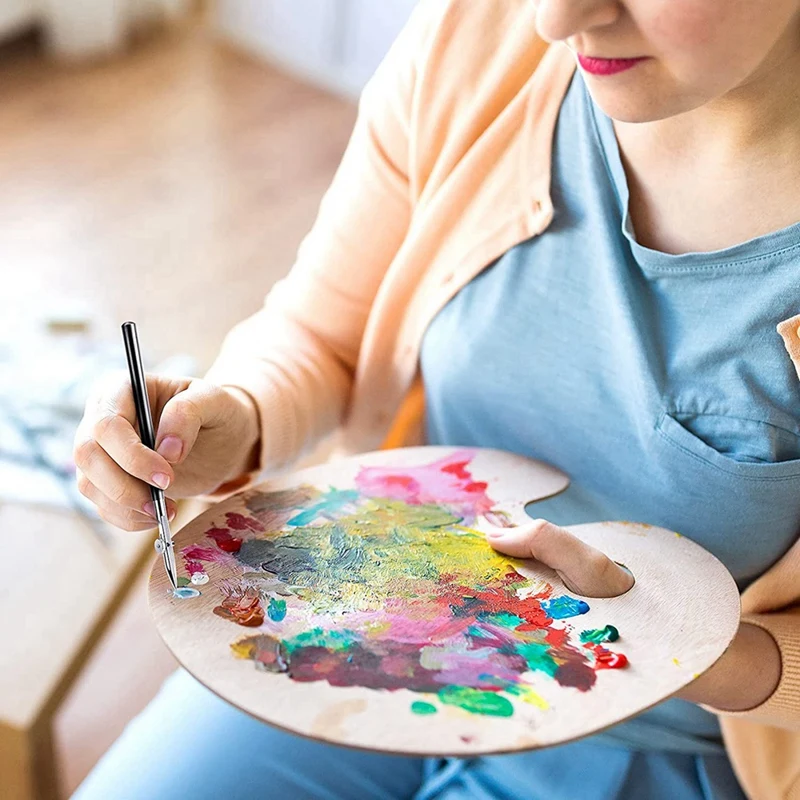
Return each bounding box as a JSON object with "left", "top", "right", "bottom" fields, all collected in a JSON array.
[
  {"left": 231, "top": 639, "right": 257, "bottom": 660},
  {"left": 513, "top": 684, "right": 549, "bottom": 710}
]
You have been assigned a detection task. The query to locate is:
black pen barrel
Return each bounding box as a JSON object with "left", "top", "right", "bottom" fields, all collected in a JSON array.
[{"left": 121, "top": 320, "right": 157, "bottom": 450}]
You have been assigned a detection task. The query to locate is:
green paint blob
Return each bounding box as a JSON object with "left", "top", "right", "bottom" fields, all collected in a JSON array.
[
  {"left": 177, "top": 576, "right": 190, "bottom": 587},
  {"left": 268, "top": 598, "right": 287, "bottom": 622},
  {"left": 482, "top": 611, "right": 526, "bottom": 629},
  {"left": 410, "top": 701, "right": 438, "bottom": 715},
  {"left": 515, "top": 642, "right": 559, "bottom": 677},
  {"left": 579, "top": 625, "right": 619, "bottom": 644},
  {"left": 438, "top": 686, "right": 514, "bottom": 717},
  {"left": 284, "top": 628, "right": 360, "bottom": 653}
]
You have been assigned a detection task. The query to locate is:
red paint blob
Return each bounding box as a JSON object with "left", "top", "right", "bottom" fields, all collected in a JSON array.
[
  {"left": 554, "top": 661, "right": 596, "bottom": 691},
  {"left": 441, "top": 460, "right": 472, "bottom": 480},
  {"left": 225, "top": 511, "right": 263, "bottom": 532},
  {"left": 383, "top": 475, "right": 419, "bottom": 490},
  {"left": 207, "top": 527, "right": 243, "bottom": 553},
  {"left": 544, "top": 627, "right": 569, "bottom": 648},
  {"left": 595, "top": 651, "right": 628, "bottom": 669}
]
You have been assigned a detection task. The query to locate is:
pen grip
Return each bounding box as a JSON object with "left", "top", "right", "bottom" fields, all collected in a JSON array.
[{"left": 121, "top": 321, "right": 157, "bottom": 451}]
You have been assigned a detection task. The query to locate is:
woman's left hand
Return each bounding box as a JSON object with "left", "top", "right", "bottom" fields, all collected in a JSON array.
[{"left": 487, "top": 518, "right": 781, "bottom": 712}]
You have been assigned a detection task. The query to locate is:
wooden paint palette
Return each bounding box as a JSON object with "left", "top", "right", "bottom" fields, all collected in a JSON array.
[{"left": 149, "top": 446, "right": 740, "bottom": 755}]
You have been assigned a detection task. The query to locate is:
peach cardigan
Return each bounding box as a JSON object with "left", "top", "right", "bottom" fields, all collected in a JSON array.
[{"left": 205, "top": 2, "right": 800, "bottom": 796}]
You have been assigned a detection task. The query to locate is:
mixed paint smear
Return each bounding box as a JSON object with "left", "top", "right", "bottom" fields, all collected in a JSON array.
[{"left": 180, "top": 450, "right": 628, "bottom": 717}]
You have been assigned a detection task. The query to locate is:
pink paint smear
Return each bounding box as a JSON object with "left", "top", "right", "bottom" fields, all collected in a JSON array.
[{"left": 355, "top": 449, "right": 498, "bottom": 525}]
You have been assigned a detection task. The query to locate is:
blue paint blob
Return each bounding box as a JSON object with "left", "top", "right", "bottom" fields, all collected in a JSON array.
[
  {"left": 541, "top": 595, "right": 590, "bottom": 619},
  {"left": 173, "top": 587, "right": 201, "bottom": 599},
  {"left": 287, "top": 487, "right": 360, "bottom": 526},
  {"left": 268, "top": 597, "right": 287, "bottom": 622}
]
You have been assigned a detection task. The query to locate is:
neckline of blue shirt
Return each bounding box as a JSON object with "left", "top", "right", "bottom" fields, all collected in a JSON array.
[{"left": 580, "top": 72, "right": 800, "bottom": 276}]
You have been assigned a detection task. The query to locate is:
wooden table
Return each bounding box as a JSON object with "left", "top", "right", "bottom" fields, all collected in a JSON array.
[{"left": 0, "top": 501, "right": 201, "bottom": 800}]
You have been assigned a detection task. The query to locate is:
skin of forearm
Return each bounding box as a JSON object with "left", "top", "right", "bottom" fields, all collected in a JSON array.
[
  {"left": 676, "top": 622, "right": 782, "bottom": 712},
  {"left": 220, "top": 386, "right": 262, "bottom": 480}
]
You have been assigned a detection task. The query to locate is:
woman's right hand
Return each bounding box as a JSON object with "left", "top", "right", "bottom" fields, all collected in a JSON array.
[{"left": 72, "top": 373, "right": 261, "bottom": 531}]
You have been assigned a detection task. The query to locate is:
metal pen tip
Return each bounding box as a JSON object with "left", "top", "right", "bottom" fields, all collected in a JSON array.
[
  {"left": 156, "top": 516, "right": 178, "bottom": 590},
  {"left": 165, "top": 561, "right": 178, "bottom": 591}
]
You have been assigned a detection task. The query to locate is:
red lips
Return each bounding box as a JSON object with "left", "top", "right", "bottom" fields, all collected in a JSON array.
[{"left": 577, "top": 53, "right": 649, "bottom": 75}]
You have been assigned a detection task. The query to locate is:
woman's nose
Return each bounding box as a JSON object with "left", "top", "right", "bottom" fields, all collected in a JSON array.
[{"left": 533, "top": 0, "right": 622, "bottom": 43}]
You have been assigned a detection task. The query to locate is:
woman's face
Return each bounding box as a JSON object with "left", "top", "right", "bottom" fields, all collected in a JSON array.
[{"left": 532, "top": 0, "right": 800, "bottom": 122}]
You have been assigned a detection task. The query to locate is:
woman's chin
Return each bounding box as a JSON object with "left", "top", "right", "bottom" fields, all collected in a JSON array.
[{"left": 584, "top": 82, "right": 703, "bottom": 125}]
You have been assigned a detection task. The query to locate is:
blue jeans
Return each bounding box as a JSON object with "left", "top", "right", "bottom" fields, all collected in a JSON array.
[{"left": 72, "top": 670, "right": 745, "bottom": 800}]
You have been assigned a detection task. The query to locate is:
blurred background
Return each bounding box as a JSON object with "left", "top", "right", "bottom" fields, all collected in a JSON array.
[{"left": 0, "top": 2, "right": 415, "bottom": 797}]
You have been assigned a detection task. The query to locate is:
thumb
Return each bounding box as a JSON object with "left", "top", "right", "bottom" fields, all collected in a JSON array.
[
  {"left": 486, "top": 518, "right": 634, "bottom": 598},
  {"left": 154, "top": 379, "right": 231, "bottom": 465}
]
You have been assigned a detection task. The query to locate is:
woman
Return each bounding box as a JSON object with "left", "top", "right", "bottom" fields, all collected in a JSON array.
[{"left": 72, "top": 1, "right": 800, "bottom": 797}]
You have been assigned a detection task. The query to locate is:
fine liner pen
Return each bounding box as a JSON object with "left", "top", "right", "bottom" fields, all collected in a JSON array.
[{"left": 121, "top": 321, "right": 178, "bottom": 591}]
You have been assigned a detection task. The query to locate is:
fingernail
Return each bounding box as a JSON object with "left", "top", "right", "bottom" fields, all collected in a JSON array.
[
  {"left": 168, "top": 507, "right": 176, "bottom": 521},
  {"left": 486, "top": 529, "right": 508, "bottom": 538},
  {"left": 152, "top": 472, "right": 170, "bottom": 490},
  {"left": 157, "top": 435, "right": 182, "bottom": 463},
  {"left": 143, "top": 501, "right": 156, "bottom": 517}
]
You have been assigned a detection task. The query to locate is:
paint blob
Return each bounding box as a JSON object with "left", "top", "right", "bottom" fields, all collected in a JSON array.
[
  {"left": 191, "top": 572, "right": 210, "bottom": 586},
  {"left": 268, "top": 598, "right": 287, "bottom": 622},
  {"left": 182, "top": 450, "right": 629, "bottom": 717},
  {"left": 580, "top": 625, "right": 619, "bottom": 644},
  {"left": 208, "top": 529, "right": 243, "bottom": 553},
  {"left": 594, "top": 650, "right": 628, "bottom": 669},
  {"left": 438, "top": 686, "right": 514, "bottom": 717},
  {"left": 540, "top": 596, "right": 590, "bottom": 619},
  {"left": 214, "top": 584, "right": 265, "bottom": 626},
  {"left": 173, "top": 587, "right": 201, "bottom": 599}
]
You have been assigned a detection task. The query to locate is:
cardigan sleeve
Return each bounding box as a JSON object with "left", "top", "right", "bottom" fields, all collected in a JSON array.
[
  {"left": 701, "top": 607, "right": 800, "bottom": 731},
  {"left": 200, "top": 2, "right": 448, "bottom": 498}
]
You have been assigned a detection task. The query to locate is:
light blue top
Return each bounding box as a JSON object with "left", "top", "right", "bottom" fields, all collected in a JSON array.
[{"left": 421, "top": 69, "right": 800, "bottom": 764}]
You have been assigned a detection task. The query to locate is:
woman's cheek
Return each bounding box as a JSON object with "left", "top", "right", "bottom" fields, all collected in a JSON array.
[{"left": 640, "top": 1, "right": 719, "bottom": 53}]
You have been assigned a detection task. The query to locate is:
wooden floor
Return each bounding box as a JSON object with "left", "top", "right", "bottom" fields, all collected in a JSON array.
[
  {"left": 0, "top": 21, "right": 357, "bottom": 372},
  {"left": 0, "top": 21, "right": 355, "bottom": 797}
]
